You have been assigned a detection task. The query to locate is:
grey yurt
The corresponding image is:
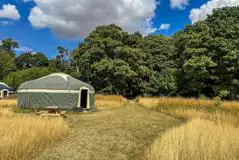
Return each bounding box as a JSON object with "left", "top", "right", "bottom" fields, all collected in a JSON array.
[
  {"left": 0, "top": 82, "right": 13, "bottom": 99},
  {"left": 17, "top": 73, "right": 95, "bottom": 111}
]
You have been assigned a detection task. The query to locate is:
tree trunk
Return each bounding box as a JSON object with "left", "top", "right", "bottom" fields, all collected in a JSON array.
[{"left": 76, "top": 64, "right": 79, "bottom": 72}]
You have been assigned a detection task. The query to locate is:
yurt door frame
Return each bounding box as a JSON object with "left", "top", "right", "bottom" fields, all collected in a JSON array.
[{"left": 77, "top": 87, "right": 90, "bottom": 109}]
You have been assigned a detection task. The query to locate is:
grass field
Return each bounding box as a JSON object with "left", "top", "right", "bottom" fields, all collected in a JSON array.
[
  {"left": 0, "top": 99, "right": 17, "bottom": 108},
  {"left": 146, "top": 118, "right": 239, "bottom": 160},
  {"left": 138, "top": 97, "right": 239, "bottom": 110},
  {"left": 94, "top": 94, "right": 126, "bottom": 108},
  {"left": 0, "top": 96, "right": 182, "bottom": 160},
  {"left": 0, "top": 102, "right": 69, "bottom": 160},
  {"left": 139, "top": 97, "right": 239, "bottom": 160},
  {"left": 36, "top": 105, "right": 181, "bottom": 160},
  {"left": 0, "top": 96, "right": 239, "bottom": 160}
]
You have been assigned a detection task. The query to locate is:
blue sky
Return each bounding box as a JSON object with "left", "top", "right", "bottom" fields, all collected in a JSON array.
[{"left": 0, "top": 0, "right": 222, "bottom": 59}]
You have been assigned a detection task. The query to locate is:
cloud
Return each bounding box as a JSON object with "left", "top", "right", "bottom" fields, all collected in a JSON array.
[
  {"left": 170, "top": 0, "right": 189, "bottom": 9},
  {"left": 28, "top": 0, "right": 158, "bottom": 39},
  {"left": 14, "top": 46, "right": 33, "bottom": 52},
  {"left": 159, "top": 24, "right": 170, "bottom": 30},
  {"left": 31, "top": 51, "right": 37, "bottom": 55},
  {"left": 190, "top": 0, "right": 239, "bottom": 24},
  {"left": 0, "top": 20, "right": 14, "bottom": 27},
  {"left": 0, "top": 4, "right": 21, "bottom": 20}
]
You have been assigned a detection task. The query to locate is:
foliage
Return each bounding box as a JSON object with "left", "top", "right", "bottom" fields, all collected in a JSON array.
[
  {"left": 0, "top": 38, "right": 18, "bottom": 57},
  {"left": 56, "top": 46, "right": 69, "bottom": 71},
  {"left": 173, "top": 7, "right": 239, "bottom": 99},
  {"left": 0, "top": 38, "right": 18, "bottom": 80},
  {"left": 4, "top": 68, "right": 52, "bottom": 89},
  {"left": 0, "top": 53, "right": 15, "bottom": 80},
  {"left": 72, "top": 24, "right": 151, "bottom": 98},
  {"left": 0, "top": 7, "right": 239, "bottom": 100},
  {"left": 15, "top": 52, "right": 49, "bottom": 68},
  {"left": 141, "top": 35, "right": 177, "bottom": 96}
]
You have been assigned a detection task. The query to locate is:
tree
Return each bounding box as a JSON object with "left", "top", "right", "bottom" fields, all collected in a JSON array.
[
  {"left": 56, "top": 46, "right": 69, "bottom": 71},
  {"left": 15, "top": 52, "right": 49, "bottom": 69},
  {"left": 0, "top": 38, "right": 19, "bottom": 56},
  {"left": 0, "top": 38, "right": 18, "bottom": 80},
  {"left": 57, "top": 46, "right": 68, "bottom": 63},
  {"left": 0, "top": 53, "right": 15, "bottom": 80},
  {"left": 140, "top": 35, "right": 177, "bottom": 96},
  {"left": 173, "top": 7, "right": 239, "bottom": 99},
  {"left": 72, "top": 24, "right": 151, "bottom": 98},
  {"left": 4, "top": 67, "right": 52, "bottom": 89}
]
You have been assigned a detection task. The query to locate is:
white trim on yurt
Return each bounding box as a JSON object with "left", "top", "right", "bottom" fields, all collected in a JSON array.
[
  {"left": 36, "top": 73, "right": 69, "bottom": 82},
  {"left": 0, "top": 82, "right": 10, "bottom": 88},
  {"left": 17, "top": 89, "right": 94, "bottom": 94}
]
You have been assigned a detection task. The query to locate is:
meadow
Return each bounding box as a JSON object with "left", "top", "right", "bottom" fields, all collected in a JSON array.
[
  {"left": 0, "top": 101, "right": 69, "bottom": 160},
  {"left": 0, "top": 95, "right": 239, "bottom": 160},
  {"left": 139, "top": 97, "right": 239, "bottom": 160}
]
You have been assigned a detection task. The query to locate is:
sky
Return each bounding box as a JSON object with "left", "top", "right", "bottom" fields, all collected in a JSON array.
[{"left": 0, "top": 0, "right": 238, "bottom": 59}]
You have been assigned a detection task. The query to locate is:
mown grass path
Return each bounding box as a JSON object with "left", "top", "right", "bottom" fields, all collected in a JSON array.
[{"left": 36, "top": 105, "right": 182, "bottom": 160}]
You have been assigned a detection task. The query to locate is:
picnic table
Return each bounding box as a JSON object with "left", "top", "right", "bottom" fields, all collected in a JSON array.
[
  {"left": 37, "top": 106, "right": 67, "bottom": 118},
  {"left": 44, "top": 106, "right": 60, "bottom": 114}
]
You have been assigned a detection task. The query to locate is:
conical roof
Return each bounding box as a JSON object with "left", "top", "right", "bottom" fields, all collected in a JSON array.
[
  {"left": 0, "top": 82, "right": 13, "bottom": 91},
  {"left": 18, "top": 73, "right": 94, "bottom": 92}
]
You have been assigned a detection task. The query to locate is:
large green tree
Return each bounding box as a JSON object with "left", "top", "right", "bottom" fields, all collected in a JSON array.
[
  {"left": 72, "top": 24, "right": 151, "bottom": 98},
  {"left": 173, "top": 7, "right": 239, "bottom": 99},
  {"left": 140, "top": 35, "right": 177, "bottom": 96},
  {"left": 4, "top": 67, "right": 52, "bottom": 89},
  {"left": 15, "top": 52, "right": 49, "bottom": 69},
  {"left": 0, "top": 38, "right": 18, "bottom": 80}
]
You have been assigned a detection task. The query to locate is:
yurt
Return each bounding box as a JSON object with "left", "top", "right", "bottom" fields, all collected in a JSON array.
[
  {"left": 0, "top": 82, "right": 13, "bottom": 99},
  {"left": 17, "top": 73, "right": 95, "bottom": 111}
]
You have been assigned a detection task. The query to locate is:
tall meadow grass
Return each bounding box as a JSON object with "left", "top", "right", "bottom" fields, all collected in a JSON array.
[
  {"left": 95, "top": 94, "right": 126, "bottom": 108},
  {"left": 0, "top": 99, "right": 17, "bottom": 108},
  {"left": 139, "top": 97, "right": 239, "bottom": 110},
  {"left": 146, "top": 119, "right": 239, "bottom": 160},
  {"left": 140, "top": 97, "right": 239, "bottom": 160},
  {"left": 0, "top": 100, "right": 69, "bottom": 160}
]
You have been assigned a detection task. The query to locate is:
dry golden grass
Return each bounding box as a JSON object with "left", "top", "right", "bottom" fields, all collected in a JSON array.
[
  {"left": 158, "top": 108, "right": 239, "bottom": 127},
  {"left": 0, "top": 101, "right": 69, "bottom": 160},
  {"left": 140, "top": 97, "right": 239, "bottom": 160},
  {"left": 139, "top": 97, "right": 239, "bottom": 109},
  {"left": 0, "top": 95, "right": 125, "bottom": 159},
  {"left": 146, "top": 119, "right": 239, "bottom": 160},
  {"left": 95, "top": 94, "right": 126, "bottom": 101},
  {"left": 95, "top": 94, "right": 126, "bottom": 108},
  {"left": 0, "top": 99, "right": 17, "bottom": 108}
]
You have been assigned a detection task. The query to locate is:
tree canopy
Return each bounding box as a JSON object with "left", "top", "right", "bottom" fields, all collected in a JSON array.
[
  {"left": 15, "top": 52, "right": 49, "bottom": 69},
  {"left": 173, "top": 7, "right": 239, "bottom": 99},
  {"left": 0, "top": 7, "right": 238, "bottom": 100}
]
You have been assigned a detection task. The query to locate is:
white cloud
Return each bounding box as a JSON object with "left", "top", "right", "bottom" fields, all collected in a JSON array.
[
  {"left": 190, "top": 0, "right": 239, "bottom": 24},
  {"left": 0, "top": 4, "right": 21, "bottom": 20},
  {"left": 159, "top": 24, "right": 170, "bottom": 30},
  {"left": 14, "top": 46, "right": 33, "bottom": 52},
  {"left": 170, "top": 0, "right": 189, "bottom": 9},
  {"left": 0, "top": 20, "right": 14, "bottom": 27},
  {"left": 28, "top": 0, "right": 158, "bottom": 39}
]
